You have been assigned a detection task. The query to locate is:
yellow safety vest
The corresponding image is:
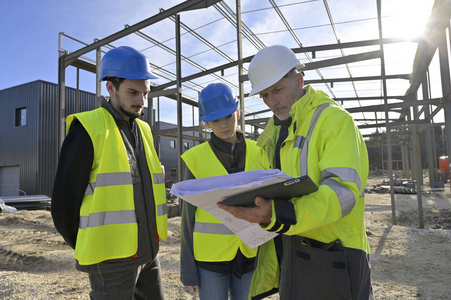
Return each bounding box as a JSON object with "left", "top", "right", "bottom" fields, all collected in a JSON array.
[
  {"left": 66, "top": 107, "right": 167, "bottom": 265},
  {"left": 181, "top": 140, "right": 266, "bottom": 262}
]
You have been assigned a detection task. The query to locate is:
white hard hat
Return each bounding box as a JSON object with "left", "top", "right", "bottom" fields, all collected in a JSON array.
[{"left": 248, "top": 45, "right": 305, "bottom": 96}]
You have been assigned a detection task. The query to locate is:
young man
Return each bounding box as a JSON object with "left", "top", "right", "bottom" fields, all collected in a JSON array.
[
  {"left": 51, "top": 46, "right": 167, "bottom": 299},
  {"left": 218, "top": 45, "right": 373, "bottom": 300}
]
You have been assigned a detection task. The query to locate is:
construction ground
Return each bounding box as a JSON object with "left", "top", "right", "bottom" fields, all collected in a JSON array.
[{"left": 0, "top": 173, "right": 450, "bottom": 299}]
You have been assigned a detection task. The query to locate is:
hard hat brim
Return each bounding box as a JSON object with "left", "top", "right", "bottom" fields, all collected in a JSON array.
[
  {"left": 99, "top": 72, "right": 158, "bottom": 82},
  {"left": 248, "top": 63, "right": 305, "bottom": 96},
  {"left": 200, "top": 100, "right": 239, "bottom": 122}
]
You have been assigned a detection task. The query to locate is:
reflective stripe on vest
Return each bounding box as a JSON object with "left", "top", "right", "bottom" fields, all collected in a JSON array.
[
  {"left": 85, "top": 172, "right": 132, "bottom": 195},
  {"left": 85, "top": 172, "right": 164, "bottom": 195},
  {"left": 299, "top": 104, "right": 330, "bottom": 177},
  {"left": 321, "top": 178, "right": 355, "bottom": 217},
  {"left": 158, "top": 203, "right": 167, "bottom": 216},
  {"left": 321, "top": 167, "right": 362, "bottom": 194},
  {"left": 297, "top": 103, "right": 359, "bottom": 217},
  {"left": 294, "top": 135, "right": 306, "bottom": 149},
  {"left": 149, "top": 173, "right": 167, "bottom": 216},
  {"left": 79, "top": 210, "right": 136, "bottom": 229},
  {"left": 152, "top": 173, "right": 165, "bottom": 184},
  {"left": 194, "top": 222, "right": 234, "bottom": 235}
]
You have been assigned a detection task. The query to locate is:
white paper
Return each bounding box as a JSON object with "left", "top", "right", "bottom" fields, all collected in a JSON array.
[{"left": 170, "top": 170, "right": 291, "bottom": 248}]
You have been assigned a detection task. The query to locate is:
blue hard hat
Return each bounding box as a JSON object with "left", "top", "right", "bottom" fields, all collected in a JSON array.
[
  {"left": 198, "top": 83, "right": 239, "bottom": 122},
  {"left": 99, "top": 46, "right": 158, "bottom": 81}
]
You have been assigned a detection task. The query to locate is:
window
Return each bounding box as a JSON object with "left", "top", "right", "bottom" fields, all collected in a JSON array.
[
  {"left": 170, "top": 140, "right": 176, "bottom": 149},
  {"left": 184, "top": 142, "right": 190, "bottom": 149},
  {"left": 15, "top": 107, "right": 27, "bottom": 127},
  {"left": 170, "top": 168, "right": 177, "bottom": 181}
]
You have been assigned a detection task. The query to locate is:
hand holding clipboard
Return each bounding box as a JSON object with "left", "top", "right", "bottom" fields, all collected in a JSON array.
[{"left": 221, "top": 175, "right": 318, "bottom": 207}]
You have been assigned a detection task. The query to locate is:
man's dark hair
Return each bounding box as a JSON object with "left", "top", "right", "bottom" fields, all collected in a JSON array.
[{"left": 104, "top": 77, "right": 126, "bottom": 90}]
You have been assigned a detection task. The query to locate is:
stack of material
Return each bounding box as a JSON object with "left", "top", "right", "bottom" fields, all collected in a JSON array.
[
  {"left": 0, "top": 195, "right": 51, "bottom": 211},
  {"left": 365, "top": 179, "right": 417, "bottom": 194}
]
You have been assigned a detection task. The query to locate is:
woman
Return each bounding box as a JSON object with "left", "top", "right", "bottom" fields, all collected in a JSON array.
[{"left": 180, "top": 83, "right": 268, "bottom": 300}]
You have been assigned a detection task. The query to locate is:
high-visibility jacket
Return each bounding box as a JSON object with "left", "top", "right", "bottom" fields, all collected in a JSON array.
[
  {"left": 66, "top": 107, "right": 167, "bottom": 265},
  {"left": 181, "top": 140, "right": 265, "bottom": 261},
  {"left": 249, "top": 85, "right": 369, "bottom": 298}
]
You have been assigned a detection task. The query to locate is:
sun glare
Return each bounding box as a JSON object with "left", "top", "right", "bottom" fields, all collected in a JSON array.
[{"left": 383, "top": 0, "right": 435, "bottom": 39}]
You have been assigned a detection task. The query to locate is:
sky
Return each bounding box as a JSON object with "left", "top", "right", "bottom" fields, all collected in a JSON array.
[
  {"left": 0, "top": 0, "right": 185, "bottom": 91},
  {"left": 0, "top": 0, "right": 439, "bottom": 134}
]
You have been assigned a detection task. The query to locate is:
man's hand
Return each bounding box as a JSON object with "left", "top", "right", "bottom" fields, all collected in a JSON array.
[
  {"left": 217, "top": 196, "right": 272, "bottom": 225},
  {"left": 186, "top": 285, "right": 198, "bottom": 294}
]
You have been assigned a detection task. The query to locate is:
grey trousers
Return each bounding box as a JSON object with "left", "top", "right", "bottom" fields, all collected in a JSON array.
[{"left": 88, "top": 256, "right": 164, "bottom": 300}]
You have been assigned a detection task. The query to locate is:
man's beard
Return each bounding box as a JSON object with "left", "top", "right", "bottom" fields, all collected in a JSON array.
[
  {"left": 115, "top": 91, "right": 143, "bottom": 120},
  {"left": 120, "top": 106, "right": 143, "bottom": 120}
]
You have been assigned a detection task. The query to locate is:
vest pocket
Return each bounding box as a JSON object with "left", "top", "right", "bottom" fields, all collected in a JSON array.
[{"left": 282, "top": 236, "right": 352, "bottom": 299}]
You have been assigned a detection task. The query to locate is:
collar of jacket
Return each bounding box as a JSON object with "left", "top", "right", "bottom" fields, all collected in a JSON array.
[
  {"left": 257, "top": 85, "right": 336, "bottom": 148},
  {"left": 210, "top": 130, "right": 245, "bottom": 154},
  {"left": 273, "top": 115, "right": 292, "bottom": 127},
  {"left": 100, "top": 96, "right": 138, "bottom": 129},
  {"left": 290, "top": 85, "right": 338, "bottom": 124}
]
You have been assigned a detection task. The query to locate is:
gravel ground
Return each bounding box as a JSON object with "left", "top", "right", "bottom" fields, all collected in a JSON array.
[{"left": 0, "top": 174, "right": 450, "bottom": 299}]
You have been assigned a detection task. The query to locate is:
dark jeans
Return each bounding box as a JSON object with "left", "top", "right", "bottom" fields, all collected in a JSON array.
[
  {"left": 198, "top": 267, "right": 254, "bottom": 300},
  {"left": 88, "top": 256, "right": 164, "bottom": 300}
]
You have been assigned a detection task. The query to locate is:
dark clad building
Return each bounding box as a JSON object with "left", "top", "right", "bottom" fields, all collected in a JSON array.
[
  {"left": 0, "top": 80, "right": 193, "bottom": 197},
  {"left": 0, "top": 80, "right": 97, "bottom": 197}
]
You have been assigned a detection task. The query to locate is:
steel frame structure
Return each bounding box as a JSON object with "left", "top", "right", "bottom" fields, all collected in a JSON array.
[{"left": 57, "top": 0, "right": 451, "bottom": 227}]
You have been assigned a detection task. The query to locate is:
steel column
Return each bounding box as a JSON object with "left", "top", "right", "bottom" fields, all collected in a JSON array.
[
  {"left": 377, "top": 0, "right": 396, "bottom": 224},
  {"left": 236, "top": 0, "right": 245, "bottom": 134},
  {"left": 411, "top": 91, "right": 424, "bottom": 228},
  {"left": 57, "top": 55, "right": 66, "bottom": 155},
  {"left": 438, "top": 27, "right": 451, "bottom": 190},
  {"left": 422, "top": 74, "right": 437, "bottom": 183},
  {"left": 148, "top": 97, "right": 154, "bottom": 128},
  {"left": 96, "top": 48, "right": 101, "bottom": 108},
  {"left": 176, "top": 15, "right": 183, "bottom": 184},
  {"left": 57, "top": 33, "right": 66, "bottom": 155},
  {"left": 76, "top": 68, "right": 80, "bottom": 113}
]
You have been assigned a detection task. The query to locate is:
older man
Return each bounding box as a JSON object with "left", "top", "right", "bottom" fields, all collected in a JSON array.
[{"left": 218, "top": 45, "right": 373, "bottom": 300}]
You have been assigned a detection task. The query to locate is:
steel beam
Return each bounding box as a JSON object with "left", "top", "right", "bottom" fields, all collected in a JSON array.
[
  {"left": 305, "top": 74, "right": 411, "bottom": 85},
  {"left": 61, "top": 0, "right": 222, "bottom": 66}
]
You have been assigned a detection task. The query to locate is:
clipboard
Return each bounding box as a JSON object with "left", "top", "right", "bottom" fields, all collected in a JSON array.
[{"left": 221, "top": 175, "right": 318, "bottom": 207}]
